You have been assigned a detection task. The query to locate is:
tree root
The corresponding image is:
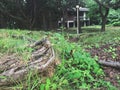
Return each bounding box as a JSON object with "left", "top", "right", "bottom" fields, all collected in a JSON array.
[{"left": 0, "top": 38, "right": 55, "bottom": 86}]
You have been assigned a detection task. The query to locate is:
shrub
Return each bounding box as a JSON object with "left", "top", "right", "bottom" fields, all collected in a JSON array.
[
  {"left": 108, "top": 9, "right": 120, "bottom": 26},
  {"left": 113, "top": 21, "right": 120, "bottom": 26}
]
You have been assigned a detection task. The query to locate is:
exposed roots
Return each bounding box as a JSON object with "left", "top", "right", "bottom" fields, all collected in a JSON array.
[{"left": 0, "top": 38, "right": 56, "bottom": 86}]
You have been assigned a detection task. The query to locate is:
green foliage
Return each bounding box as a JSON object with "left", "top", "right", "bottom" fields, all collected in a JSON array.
[
  {"left": 113, "top": 22, "right": 120, "bottom": 26},
  {"left": 46, "top": 33, "right": 114, "bottom": 89},
  {"left": 77, "top": 27, "right": 120, "bottom": 47},
  {"left": 108, "top": 9, "right": 120, "bottom": 26},
  {"left": 22, "top": 70, "right": 41, "bottom": 90},
  {"left": 0, "top": 35, "right": 28, "bottom": 54},
  {"left": 104, "top": 46, "right": 117, "bottom": 59},
  {"left": 0, "top": 29, "right": 44, "bottom": 61},
  {"left": 0, "top": 29, "right": 118, "bottom": 89},
  {"left": 86, "top": 1, "right": 101, "bottom": 25}
]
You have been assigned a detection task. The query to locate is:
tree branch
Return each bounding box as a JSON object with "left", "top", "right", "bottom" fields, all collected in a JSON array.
[
  {"left": 98, "top": 60, "right": 120, "bottom": 68},
  {"left": 94, "top": 0, "right": 109, "bottom": 8}
]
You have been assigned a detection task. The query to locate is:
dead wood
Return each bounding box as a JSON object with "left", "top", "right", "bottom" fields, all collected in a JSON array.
[
  {"left": 98, "top": 60, "right": 120, "bottom": 68},
  {"left": 0, "top": 38, "right": 55, "bottom": 86},
  {"left": 29, "top": 38, "right": 48, "bottom": 48}
]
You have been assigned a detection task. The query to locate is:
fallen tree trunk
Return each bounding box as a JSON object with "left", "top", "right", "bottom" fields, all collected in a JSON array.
[
  {"left": 0, "top": 38, "right": 55, "bottom": 86},
  {"left": 98, "top": 60, "right": 120, "bottom": 68}
]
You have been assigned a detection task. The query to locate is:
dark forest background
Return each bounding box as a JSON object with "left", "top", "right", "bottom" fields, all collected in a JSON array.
[{"left": 0, "top": 0, "right": 120, "bottom": 31}]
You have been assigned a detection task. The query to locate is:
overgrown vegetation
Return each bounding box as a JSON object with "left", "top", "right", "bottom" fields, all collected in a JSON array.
[
  {"left": 77, "top": 26, "right": 120, "bottom": 47},
  {"left": 47, "top": 33, "right": 115, "bottom": 89},
  {"left": 108, "top": 9, "right": 120, "bottom": 26},
  {"left": 0, "top": 29, "right": 45, "bottom": 61},
  {"left": 0, "top": 27, "right": 119, "bottom": 89}
]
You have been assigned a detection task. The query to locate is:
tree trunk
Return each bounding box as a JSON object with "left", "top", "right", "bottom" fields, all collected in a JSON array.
[
  {"left": 42, "top": 13, "right": 47, "bottom": 30},
  {"left": 48, "top": 11, "right": 53, "bottom": 30},
  {"left": 99, "top": 5, "right": 109, "bottom": 32},
  {"left": 0, "top": 14, "right": 6, "bottom": 28},
  {"left": 62, "top": 9, "right": 66, "bottom": 28},
  {"left": 101, "top": 17, "right": 106, "bottom": 32}
]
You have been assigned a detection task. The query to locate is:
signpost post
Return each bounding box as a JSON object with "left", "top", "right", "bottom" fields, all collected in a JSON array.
[{"left": 76, "top": 5, "right": 82, "bottom": 34}]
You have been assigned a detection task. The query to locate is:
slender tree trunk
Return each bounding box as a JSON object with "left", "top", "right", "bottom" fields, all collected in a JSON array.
[
  {"left": 99, "top": 6, "right": 109, "bottom": 32},
  {"left": 42, "top": 13, "right": 47, "bottom": 30},
  {"left": 62, "top": 9, "right": 66, "bottom": 28},
  {"left": 29, "top": 0, "right": 37, "bottom": 30},
  {"left": 0, "top": 14, "right": 5, "bottom": 28},
  {"left": 101, "top": 17, "right": 106, "bottom": 32},
  {"left": 48, "top": 11, "right": 52, "bottom": 29}
]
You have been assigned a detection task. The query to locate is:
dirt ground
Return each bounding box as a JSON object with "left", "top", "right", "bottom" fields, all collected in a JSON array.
[{"left": 85, "top": 43, "right": 120, "bottom": 87}]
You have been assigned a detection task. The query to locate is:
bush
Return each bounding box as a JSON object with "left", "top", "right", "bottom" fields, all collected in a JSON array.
[
  {"left": 113, "top": 21, "right": 120, "bottom": 26},
  {"left": 108, "top": 9, "right": 120, "bottom": 26}
]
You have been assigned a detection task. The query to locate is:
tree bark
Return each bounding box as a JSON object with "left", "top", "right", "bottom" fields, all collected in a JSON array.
[
  {"left": 29, "top": 0, "right": 37, "bottom": 30},
  {"left": 42, "top": 13, "right": 47, "bottom": 30},
  {"left": 101, "top": 17, "right": 106, "bottom": 32},
  {"left": 62, "top": 9, "right": 66, "bottom": 28},
  {"left": 0, "top": 14, "right": 6, "bottom": 28},
  {"left": 99, "top": 6, "right": 109, "bottom": 32}
]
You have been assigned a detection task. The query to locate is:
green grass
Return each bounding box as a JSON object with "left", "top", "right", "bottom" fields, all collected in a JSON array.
[
  {"left": 0, "top": 29, "right": 46, "bottom": 61},
  {"left": 66, "top": 26, "right": 120, "bottom": 48},
  {"left": 0, "top": 26, "right": 119, "bottom": 90}
]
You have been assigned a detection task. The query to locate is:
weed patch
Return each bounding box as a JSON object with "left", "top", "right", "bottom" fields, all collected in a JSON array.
[{"left": 45, "top": 33, "right": 116, "bottom": 89}]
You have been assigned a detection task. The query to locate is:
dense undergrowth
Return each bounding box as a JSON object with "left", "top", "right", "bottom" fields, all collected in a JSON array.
[
  {"left": 0, "top": 28, "right": 118, "bottom": 89},
  {"left": 47, "top": 33, "right": 116, "bottom": 90}
]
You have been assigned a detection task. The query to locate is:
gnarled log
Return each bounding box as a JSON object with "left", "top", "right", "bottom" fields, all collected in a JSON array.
[{"left": 0, "top": 38, "right": 55, "bottom": 86}]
